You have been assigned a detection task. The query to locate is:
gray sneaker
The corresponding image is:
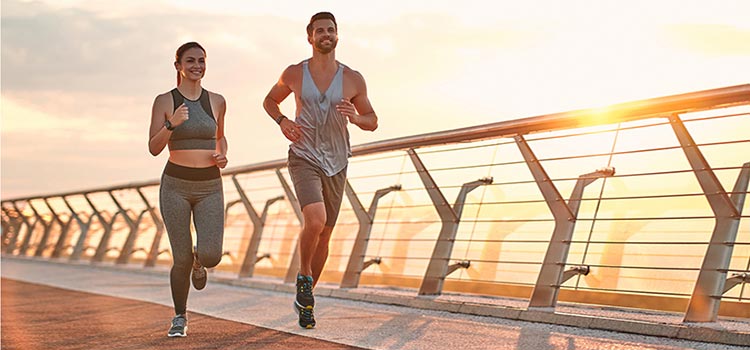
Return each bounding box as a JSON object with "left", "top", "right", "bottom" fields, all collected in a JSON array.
[{"left": 167, "top": 314, "right": 187, "bottom": 337}]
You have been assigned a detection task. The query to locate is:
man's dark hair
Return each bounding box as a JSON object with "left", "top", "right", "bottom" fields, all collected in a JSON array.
[{"left": 306, "top": 12, "right": 337, "bottom": 36}]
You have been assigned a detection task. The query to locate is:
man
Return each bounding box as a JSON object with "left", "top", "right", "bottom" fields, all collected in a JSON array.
[{"left": 263, "top": 11, "right": 378, "bottom": 329}]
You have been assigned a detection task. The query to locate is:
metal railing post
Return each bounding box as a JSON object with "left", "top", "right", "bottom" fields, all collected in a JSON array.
[
  {"left": 0, "top": 214, "right": 9, "bottom": 248},
  {"left": 0, "top": 209, "right": 11, "bottom": 247},
  {"left": 109, "top": 190, "right": 148, "bottom": 265},
  {"left": 29, "top": 200, "right": 54, "bottom": 257},
  {"left": 63, "top": 196, "right": 94, "bottom": 261},
  {"left": 517, "top": 133, "right": 615, "bottom": 308},
  {"left": 45, "top": 197, "right": 73, "bottom": 258},
  {"left": 2, "top": 205, "right": 25, "bottom": 253},
  {"left": 86, "top": 193, "right": 117, "bottom": 263},
  {"left": 671, "top": 113, "right": 748, "bottom": 322},
  {"left": 233, "top": 175, "right": 284, "bottom": 277},
  {"left": 13, "top": 201, "right": 38, "bottom": 256},
  {"left": 224, "top": 200, "right": 242, "bottom": 224},
  {"left": 135, "top": 188, "right": 165, "bottom": 267},
  {"left": 340, "top": 181, "right": 401, "bottom": 288},
  {"left": 408, "top": 148, "right": 492, "bottom": 295}
]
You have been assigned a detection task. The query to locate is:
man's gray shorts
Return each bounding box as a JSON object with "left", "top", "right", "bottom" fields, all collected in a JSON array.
[{"left": 287, "top": 150, "right": 347, "bottom": 226}]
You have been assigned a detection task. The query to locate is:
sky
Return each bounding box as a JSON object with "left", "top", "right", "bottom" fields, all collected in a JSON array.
[{"left": 2, "top": 0, "right": 750, "bottom": 199}]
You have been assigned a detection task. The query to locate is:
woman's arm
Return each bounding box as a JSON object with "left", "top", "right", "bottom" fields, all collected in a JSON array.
[
  {"left": 212, "top": 93, "right": 228, "bottom": 168},
  {"left": 149, "top": 93, "right": 189, "bottom": 156},
  {"left": 148, "top": 93, "right": 172, "bottom": 156}
]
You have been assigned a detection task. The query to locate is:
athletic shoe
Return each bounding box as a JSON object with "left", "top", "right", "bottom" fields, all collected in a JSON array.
[
  {"left": 294, "top": 274, "right": 316, "bottom": 328},
  {"left": 167, "top": 314, "right": 187, "bottom": 337},
  {"left": 192, "top": 248, "right": 207, "bottom": 290}
]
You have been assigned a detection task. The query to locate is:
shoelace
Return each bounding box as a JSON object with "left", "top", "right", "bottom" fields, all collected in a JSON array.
[
  {"left": 172, "top": 316, "right": 187, "bottom": 328},
  {"left": 193, "top": 263, "right": 205, "bottom": 276},
  {"left": 193, "top": 252, "right": 203, "bottom": 270},
  {"left": 299, "top": 308, "right": 314, "bottom": 320},
  {"left": 297, "top": 280, "right": 313, "bottom": 297}
]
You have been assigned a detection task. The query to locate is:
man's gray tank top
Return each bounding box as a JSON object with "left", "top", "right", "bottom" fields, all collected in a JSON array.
[{"left": 290, "top": 60, "right": 350, "bottom": 177}]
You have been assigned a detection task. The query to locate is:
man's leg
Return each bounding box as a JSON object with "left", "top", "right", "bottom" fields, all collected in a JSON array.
[
  {"left": 295, "top": 202, "right": 325, "bottom": 329},
  {"left": 311, "top": 225, "right": 334, "bottom": 287},
  {"left": 310, "top": 164, "right": 346, "bottom": 288},
  {"left": 299, "top": 202, "right": 326, "bottom": 276},
  {"left": 286, "top": 150, "right": 340, "bottom": 328}
]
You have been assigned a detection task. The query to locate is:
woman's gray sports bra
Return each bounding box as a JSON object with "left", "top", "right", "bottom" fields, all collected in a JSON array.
[{"left": 168, "top": 88, "right": 217, "bottom": 151}]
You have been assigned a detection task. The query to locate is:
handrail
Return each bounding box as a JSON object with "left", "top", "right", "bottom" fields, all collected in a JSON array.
[
  {"left": 3, "top": 83, "right": 749, "bottom": 323},
  {"left": 3, "top": 84, "right": 749, "bottom": 202}
]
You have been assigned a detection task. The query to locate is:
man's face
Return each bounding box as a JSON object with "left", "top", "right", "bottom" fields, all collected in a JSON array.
[{"left": 309, "top": 19, "right": 338, "bottom": 54}]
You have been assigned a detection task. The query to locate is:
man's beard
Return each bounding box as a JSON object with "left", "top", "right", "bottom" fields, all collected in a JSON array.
[{"left": 314, "top": 38, "right": 338, "bottom": 54}]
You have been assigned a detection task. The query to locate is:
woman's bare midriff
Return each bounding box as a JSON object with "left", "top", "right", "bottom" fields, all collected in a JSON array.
[{"left": 169, "top": 150, "right": 218, "bottom": 168}]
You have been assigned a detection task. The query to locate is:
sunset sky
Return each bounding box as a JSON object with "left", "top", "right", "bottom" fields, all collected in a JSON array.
[{"left": 2, "top": 0, "right": 750, "bottom": 199}]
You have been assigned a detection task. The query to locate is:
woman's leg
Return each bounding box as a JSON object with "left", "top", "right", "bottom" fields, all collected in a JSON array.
[
  {"left": 192, "top": 179, "right": 224, "bottom": 268},
  {"left": 160, "top": 175, "right": 194, "bottom": 315}
]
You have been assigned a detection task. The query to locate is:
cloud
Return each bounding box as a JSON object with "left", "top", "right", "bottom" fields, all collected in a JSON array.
[
  {"left": 0, "top": 0, "right": 311, "bottom": 199},
  {"left": 3, "top": 3, "right": 239, "bottom": 96},
  {"left": 3, "top": 0, "right": 750, "bottom": 199}
]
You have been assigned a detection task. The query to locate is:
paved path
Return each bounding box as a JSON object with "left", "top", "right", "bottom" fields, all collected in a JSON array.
[
  {"left": 1, "top": 257, "right": 747, "bottom": 350},
  {"left": 2, "top": 278, "right": 362, "bottom": 350}
]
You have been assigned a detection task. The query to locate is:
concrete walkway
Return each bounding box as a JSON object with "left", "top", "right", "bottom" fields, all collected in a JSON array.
[
  {"left": 2, "top": 278, "right": 363, "bottom": 350},
  {"left": 2, "top": 256, "right": 748, "bottom": 350}
]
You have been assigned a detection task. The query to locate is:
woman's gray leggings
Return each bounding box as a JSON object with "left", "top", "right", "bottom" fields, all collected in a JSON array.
[{"left": 160, "top": 167, "right": 224, "bottom": 316}]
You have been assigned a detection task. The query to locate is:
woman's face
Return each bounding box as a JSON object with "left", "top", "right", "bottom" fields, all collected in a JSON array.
[{"left": 176, "top": 47, "right": 206, "bottom": 82}]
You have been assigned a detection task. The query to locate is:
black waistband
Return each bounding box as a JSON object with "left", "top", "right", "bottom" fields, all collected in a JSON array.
[{"left": 164, "top": 161, "right": 221, "bottom": 181}]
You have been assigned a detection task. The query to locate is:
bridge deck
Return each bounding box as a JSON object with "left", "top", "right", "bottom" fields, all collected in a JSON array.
[{"left": 2, "top": 256, "right": 748, "bottom": 349}]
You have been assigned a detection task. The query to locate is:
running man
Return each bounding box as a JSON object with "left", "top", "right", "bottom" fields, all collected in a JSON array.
[{"left": 262, "top": 11, "right": 378, "bottom": 329}]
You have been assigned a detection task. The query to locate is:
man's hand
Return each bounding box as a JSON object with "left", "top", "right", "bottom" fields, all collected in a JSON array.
[
  {"left": 280, "top": 118, "right": 303, "bottom": 142},
  {"left": 336, "top": 99, "right": 358, "bottom": 124}
]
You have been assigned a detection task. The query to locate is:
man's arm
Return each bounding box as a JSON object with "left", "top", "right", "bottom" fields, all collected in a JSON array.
[
  {"left": 263, "top": 67, "right": 293, "bottom": 124},
  {"left": 337, "top": 70, "right": 378, "bottom": 131},
  {"left": 263, "top": 65, "right": 303, "bottom": 142}
]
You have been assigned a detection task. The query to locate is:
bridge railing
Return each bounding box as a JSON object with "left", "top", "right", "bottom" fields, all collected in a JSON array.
[{"left": 3, "top": 84, "right": 749, "bottom": 323}]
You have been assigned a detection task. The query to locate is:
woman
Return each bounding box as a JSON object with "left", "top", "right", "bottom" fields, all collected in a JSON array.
[{"left": 148, "top": 41, "right": 228, "bottom": 338}]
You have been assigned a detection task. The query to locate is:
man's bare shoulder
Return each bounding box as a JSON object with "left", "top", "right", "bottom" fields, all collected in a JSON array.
[
  {"left": 281, "top": 61, "right": 305, "bottom": 84},
  {"left": 342, "top": 64, "right": 365, "bottom": 79},
  {"left": 284, "top": 61, "right": 305, "bottom": 74},
  {"left": 342, "top": 64, "right": 367, "bottom": 88}
]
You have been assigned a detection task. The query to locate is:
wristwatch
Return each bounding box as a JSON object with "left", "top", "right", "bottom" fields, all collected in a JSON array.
[
  {"left": 164, "top": 119, "right": 175, "bottom": 131},
  {"left": 275, "top": 115, "right": 288, "bottom": 125}
]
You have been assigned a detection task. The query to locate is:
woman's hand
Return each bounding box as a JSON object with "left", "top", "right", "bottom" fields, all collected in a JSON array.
[
  {"left": 213, "top": 153, "right": 227, "bottom": 168},
  {"left": 169, "top": 103, "right": 190, "bottom": 127}
]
